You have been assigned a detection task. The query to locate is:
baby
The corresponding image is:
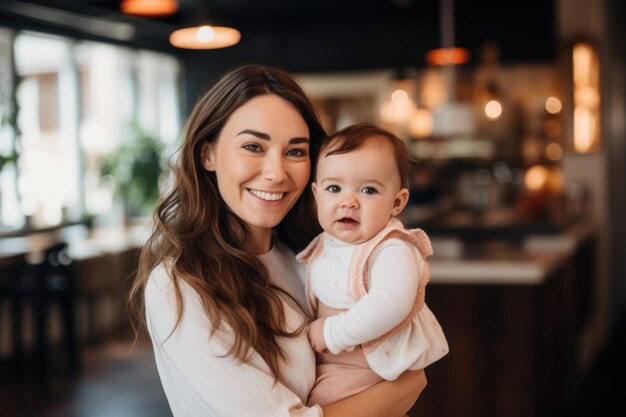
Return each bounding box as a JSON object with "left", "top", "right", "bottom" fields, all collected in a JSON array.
[{"left": 297, "top": 122, "right": 449, "bottom": 406}]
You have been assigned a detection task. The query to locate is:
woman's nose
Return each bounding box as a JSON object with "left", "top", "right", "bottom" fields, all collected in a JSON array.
[{"left": 262, "top": 154, "right": 288, "bottom": 183}]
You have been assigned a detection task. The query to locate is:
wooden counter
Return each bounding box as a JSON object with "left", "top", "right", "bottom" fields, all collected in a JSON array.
[
  {"left": 428, "top": 221, "right": 595, "bottom": 284},
  {"left": 409, "top": 221, "right": 597, "bottom": 417}
]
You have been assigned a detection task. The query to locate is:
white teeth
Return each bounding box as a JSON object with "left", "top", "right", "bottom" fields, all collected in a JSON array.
[{"left": 249, "top": 189, "right": 284, "bottom": 201}]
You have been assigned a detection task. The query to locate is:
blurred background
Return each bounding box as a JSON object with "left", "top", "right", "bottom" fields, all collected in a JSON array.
[{"left": 0, "top": 0, "right": 624, "bottom": 416}]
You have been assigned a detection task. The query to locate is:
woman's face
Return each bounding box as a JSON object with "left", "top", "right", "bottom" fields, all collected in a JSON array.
[{"left": 202, "top": 94, "right": 311, "bottom": 241}]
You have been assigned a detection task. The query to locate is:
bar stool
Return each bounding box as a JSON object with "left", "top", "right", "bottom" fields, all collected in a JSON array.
[
  {"left": 31, "top": 241, "right": 80, "bottom": 381},
  {"left": 0, "top": 252, "right": 29, "bottom": 379},
  {"left": 7, "top": 241, "right": 81, "bottom": 385}
]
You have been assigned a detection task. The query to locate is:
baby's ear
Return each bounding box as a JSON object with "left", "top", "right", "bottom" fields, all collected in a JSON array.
[
  {"left": 392, "top": 188, "right": 409, "bottom": 216},
  {"left": 311, "top": 181, "right": 317, "bottom": 199}
]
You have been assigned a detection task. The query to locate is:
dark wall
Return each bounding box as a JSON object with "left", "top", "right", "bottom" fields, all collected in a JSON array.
[{"left": 607, "top": 0, "right": 626, "bottom": 328}]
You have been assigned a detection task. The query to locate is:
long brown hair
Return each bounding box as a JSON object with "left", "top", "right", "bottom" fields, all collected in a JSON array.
[{"left": 128, "top": 64, "right": 325, "bottom": 379}]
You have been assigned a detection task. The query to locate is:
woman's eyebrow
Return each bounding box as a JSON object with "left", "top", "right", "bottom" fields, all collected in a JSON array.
[
  {"left": 238, "top": 129, "right": 270, "bottom": 140},
  {"left": 237, "top": 129, "right": 309, "bottom": 144},
  {"left": 289, "top": 137, "right": 310, "bottom": 144}
]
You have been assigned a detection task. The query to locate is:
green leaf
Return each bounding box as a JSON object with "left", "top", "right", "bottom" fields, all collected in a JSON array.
[{"left": 97, "top": 123, "right": 166, "bottom": 216}]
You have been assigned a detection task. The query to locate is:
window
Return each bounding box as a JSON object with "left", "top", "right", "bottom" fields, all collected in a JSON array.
[
  {"left": 0, "top": 29, "right": 182, "bottom": 230},
  {"left": 0, "top": 28, "right": 19, "bottom": 228}
]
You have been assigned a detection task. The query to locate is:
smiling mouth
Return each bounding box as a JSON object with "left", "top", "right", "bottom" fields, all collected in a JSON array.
[{"left": 248, "top": 189, "right": 285, "bottom": 201}]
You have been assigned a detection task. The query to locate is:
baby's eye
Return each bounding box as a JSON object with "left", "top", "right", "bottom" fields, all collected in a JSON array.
[
  {"left": 361, "top": 187, "right": 378, "bottom": 195},
  {"left": 243, "top": 143, "right": 263, "bottom": 153},
  {"left": 286, "top": 148, "right": 307, "bottom": 157},
  {"left": 325, "top": 185, "right": 341, "bottom": 193}
]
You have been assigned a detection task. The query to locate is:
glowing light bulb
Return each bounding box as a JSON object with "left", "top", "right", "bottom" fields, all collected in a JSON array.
[
  {"left": 196, "top": 26, "right": 214, "bottom": 43},
  {"left": 484, "top": 99, "right": 503, "bottom": 120},
  {"left": 409, "top": 108, "right": 433, "bottom": 138},
  {"left": 545, "top": 96, "right": 562, "bottom": 114},
  {"left": 391, "top": 89, "right": 409, "bottom": 107},
  {"left": 525, "top": 165, "right": 549, "bottom": 191}
]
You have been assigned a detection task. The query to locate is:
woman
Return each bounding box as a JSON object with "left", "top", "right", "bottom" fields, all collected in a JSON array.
[{"left": 128, "top": 64, "right": 426, "bottom": 417}]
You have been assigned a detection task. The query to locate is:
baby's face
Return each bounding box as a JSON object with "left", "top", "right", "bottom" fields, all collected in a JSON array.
[{"left": 312, "top": 137, "right": 408, "bottom": 244}]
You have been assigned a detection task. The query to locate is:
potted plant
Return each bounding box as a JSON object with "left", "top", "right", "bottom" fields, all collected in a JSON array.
[
  {"left": 0, "top": 152, "right": 17, "bottom": 171},
  {"left": 98, "top": 123, "right": 166, "bottom": 220}
]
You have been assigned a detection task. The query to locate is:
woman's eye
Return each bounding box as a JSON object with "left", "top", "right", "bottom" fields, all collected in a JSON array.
[
  {"left": 325, "top": 185, "right": 340, "bottom": 193},
  {"left": 286, "top": 148, "right": 307, "bottom": 157},
  {"left": 243, "top": 143, "right": 263, "bottom": 153},
  {"left": 361, "top": 187, "right": 378, "bottom": 195}
]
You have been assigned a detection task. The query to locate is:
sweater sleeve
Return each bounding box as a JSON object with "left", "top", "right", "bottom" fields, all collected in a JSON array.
[
  {"left": 324, "top": 240, "right": 423, "bottom": 354},
  {"left": 145, "top": 265, "right": 323, "bottom": 417}
]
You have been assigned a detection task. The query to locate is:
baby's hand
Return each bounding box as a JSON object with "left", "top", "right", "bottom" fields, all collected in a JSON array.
[{"left": 308, "top": 318, "right": 327, "bottom": 353}]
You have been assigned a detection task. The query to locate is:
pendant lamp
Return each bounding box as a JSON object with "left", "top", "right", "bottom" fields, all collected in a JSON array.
[
  {"left": 426, "top": 0, "right": 469, "bottom": 66},
  {"left": 169, "top": 24, "right": 240, "bottom": 49},
  {"left": 427, "top": 0, "right": 474, "bottom": 138},
  {"left": 120, "top": 0, "right": 179, "bottom": 17},
  {"left": 169, "top": 1, "right": 240, "bottom": 50}
]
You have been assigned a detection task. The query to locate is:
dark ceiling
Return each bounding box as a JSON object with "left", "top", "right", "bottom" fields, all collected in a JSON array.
[{"left": 0, "top": 0, "right": 557, "bottom": 73}]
